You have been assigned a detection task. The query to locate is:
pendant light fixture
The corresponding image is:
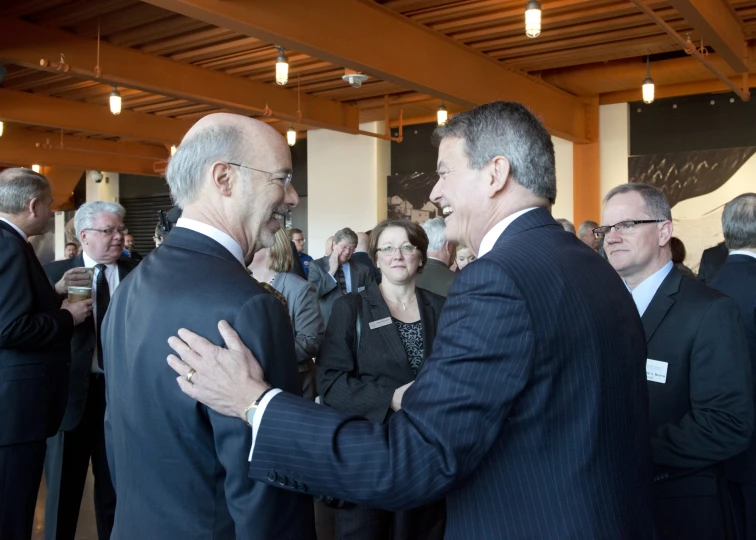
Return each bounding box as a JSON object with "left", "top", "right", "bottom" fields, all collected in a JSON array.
[
  {"left": 109, "top": 86, "right": 122, "bottom": 115},
  {"left": 0, "top": 121, "right": 4, "bottom": 137},
  {"left": 642, "top": 56, "right": 655, "bottom": 104},
  {"left": 275, "top": 47, "right": 289, "bottom": 86},
  {"left": 31, "top": 164, "right": 41, "bottom": 173},
  {"left": 286, "top": 124, "right": 296, "bottom": 146},
  {"left": 525, "top": 0, "right": 542, "bottom": 38},
  {"left": 437, "top": 101, "right": 448, "bottom": 126},
  {"left": 170, "top": 144, "right": 177, "bottom": 156}
]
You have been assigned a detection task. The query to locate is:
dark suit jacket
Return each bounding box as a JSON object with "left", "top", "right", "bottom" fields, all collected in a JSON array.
[
  {"left": 273, "top": 272, "right": 324, "bottom": 372},
  {"left": 709, "top": 254, "right": 756, "bottom": 485},
  {"left": 249, "top": 208, "right": 655, "bottom": 539},
  {"left": 697, "top": 242, "right": 729, "bottom": 283},
  {"left": 43, "top": 254, "right": 136, "bottom": 431},
  {"left": 317, "top": 283, "right": 444, "bottom": 424},
  {"left": 643, "top": 267, "right": 753, "bottom": 495},
  {"left": 350, "top": 251, "right": 380, "bottom": 283},
  {"left": 102, "top": 227, "right": 314, "bottom": 540},
  {"left": 415, "top": 258, "right": 456, "bottom": 297},
  {"left": 308, "top": 256, "right": 374, "bottom": 324},
  {"left": 0, "top": 220, "right": 73, "bottom": 446}
]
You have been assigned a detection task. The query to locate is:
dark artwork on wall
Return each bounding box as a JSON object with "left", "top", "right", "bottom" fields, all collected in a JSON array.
[
  {"left": 387, "top": 172, "right": 442, "bottom": 223},
  {"left": 628, "top": 147, "right": 756, "bottom": 207}
]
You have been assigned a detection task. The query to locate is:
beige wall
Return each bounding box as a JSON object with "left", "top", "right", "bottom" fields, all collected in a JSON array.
[
  {"left": 599, "top": 103, "right": 629, "bottom": 201},
  {"left": 551, "top": 136, "right": 574, "bottom": 223}
]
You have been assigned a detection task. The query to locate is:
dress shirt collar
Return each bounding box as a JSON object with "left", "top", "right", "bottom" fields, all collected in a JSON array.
[
  {"left": 729, "top": 249, "right": 756, "bottom": 260},
  {"left": 625, "top": 260, "right": 673, "bottom": 317},
  {"left": 478, "top": 208, "right": 537, "bottom": 259},
  {"left": 427, "top": 256, "right": 449, "bottom": 267},
  {"left": 176, "top": 217, "right": 245, "bottom": 267},
  {"left": 82, "top": 251, "right": 117, "bottom": 271},
  {"left": 0, "top": 217, "right": 28, "bottom": 242}
]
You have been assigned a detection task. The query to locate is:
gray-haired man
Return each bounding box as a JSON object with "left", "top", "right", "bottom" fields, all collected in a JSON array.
[{"left": 416, "top": 217, "right": 456, "bottom": 296}]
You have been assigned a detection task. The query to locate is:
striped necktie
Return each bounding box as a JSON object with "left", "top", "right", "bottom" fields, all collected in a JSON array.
[{"left": 337, "top": 265, "right": 348, "bottom": 295}]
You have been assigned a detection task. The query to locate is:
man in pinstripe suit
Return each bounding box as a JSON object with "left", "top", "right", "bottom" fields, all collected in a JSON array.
[{"left": 168, "top": 102, "right": 656, "bottom": 539}]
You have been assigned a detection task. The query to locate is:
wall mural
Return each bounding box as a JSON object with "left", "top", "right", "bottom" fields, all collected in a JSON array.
[{"left": 387, "top": 172, "right": 441, "bottom": 224}]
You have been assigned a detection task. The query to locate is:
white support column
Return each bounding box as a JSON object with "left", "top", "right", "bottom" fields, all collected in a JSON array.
[
  {"left": 599, "top": 103, "right": 630, "bottom": 199},
  {"left": 551, "top": 136, "right": 574, "bottom": 223},
  {"left": 54, "top": 211, "right": 66, "bottom": 260}
]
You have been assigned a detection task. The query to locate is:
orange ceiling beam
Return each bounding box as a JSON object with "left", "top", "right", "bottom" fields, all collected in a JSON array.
[
  {"left": 44, "top": 167, "right": 84, "bottom": 211},
  {"left": 139, "top": 0, "right": 589, "bottom": 142},
  {"left": 0, "top": 18, "right": 359, "bottom": 134},
  {"left": 0, "top": 89, "right": 190, "bottom": 145},
  {"left": 664, "top": 0, "right": 749, "bottom": 73}
]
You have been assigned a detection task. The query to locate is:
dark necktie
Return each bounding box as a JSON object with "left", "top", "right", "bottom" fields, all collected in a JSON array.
[
  {"left": 337, "top": 265, "right": 348, "bottom": 295},
  {"left": 95, "top": 264, "right": 111, "bottom": 369}
]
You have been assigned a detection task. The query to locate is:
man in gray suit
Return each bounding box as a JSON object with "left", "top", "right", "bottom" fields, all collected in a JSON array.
[
  {"left": 308, "top": 227, "right": 374, "bottom": 324},
  {"left": 416, "top": 217, "right": 456, "bottom": 297}
]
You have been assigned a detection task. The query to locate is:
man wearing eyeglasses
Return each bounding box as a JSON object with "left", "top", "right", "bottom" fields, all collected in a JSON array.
[
  {"left": 600, "top": 183, "right": 753, "bottom": 540},
  {"left": 42, "top": 200, "right": 136, "bottom": 540}
]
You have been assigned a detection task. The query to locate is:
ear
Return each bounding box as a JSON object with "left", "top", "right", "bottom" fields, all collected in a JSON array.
[
  {"left": 210, "top": 162, "right": 234, "bottom": 197},
  {"left": 486, "top": 155, "right": 511, "bottom": 198},
  {"left": 28, "top": 197, "right": 41, "bottom": 217},
  {"left": 659, "top": 220, "right": 673, "bottom": 247}
]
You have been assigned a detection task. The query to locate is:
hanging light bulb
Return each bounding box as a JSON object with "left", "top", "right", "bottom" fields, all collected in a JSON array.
[
  {"left": 31, "top": 164, "right": 41, "bottom": 173},
  {"left": 109, "top": 86, "right": 122, "bottom": 115},
  {"left": 170, "top": 144, "right": 177, "bottom": 156},
  {"left": 437, "top": 101, "right": 448, "bottom": 126},
  {"left": 642, "top": 56, "right": 655, "bottom": 104},
  {"left": 0, "top": 121, "right": 4, "bottom": 137},
  {"left": 525, "top": 0, "right": 542, "bottom": 38},
  {"left": 275, "top": 47, "right": 289, "bottom": 86},
  {"left": 286, "top": 124, "right": 296, "bottom": 146}
]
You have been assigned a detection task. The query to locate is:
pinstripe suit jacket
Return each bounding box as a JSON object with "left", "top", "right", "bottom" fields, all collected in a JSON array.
[{"left": 249, "top": 208, "right": 655, "bottom": 539}]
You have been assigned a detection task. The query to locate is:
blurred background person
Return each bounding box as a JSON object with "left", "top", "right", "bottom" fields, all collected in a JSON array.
[
  {"left": 249, "top": 228, "right": 324, "bottom": 400},
  {"left": 698, "top": 241, "right": 729, "bottom": 284},
  {"left": 352, "top": 231, "right": 380, "bottom": 283},
  {"left": 324, "top": 235, "right": 334, "bottom": 257},
  {"left": 289, "top": 227, "right": 313, "bottom": 278},
  {"left": 556, "top": 218, "right": 576, "bottom": 234},
  {"left": 455, "top": 244, "right": 476, "bottom": 271},
  {"left": 152, "top": 225, "right": 163, "bottom": 248},
  {"left": 578, "top": 220, "right": 600, "bottom": 251},
  {"left": 416, "top": 217, "right": 455, "bottom": 297},
  {"left": 670, "top": 237, "right": 694, "bottom": 277},
  {"left": 122, "top": 233, "right": 143, "bottom": 263},
  {"left": 64, "top": 242, "right": 79, "bottom": 260},
  {"left": 317, "top": 219, "right": 446, "bottom": 540}
]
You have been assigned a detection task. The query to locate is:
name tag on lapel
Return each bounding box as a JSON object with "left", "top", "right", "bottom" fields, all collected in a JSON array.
[
  {"left": 358, "top": 286, "right": 366, "bottom": 292},
  {"left": 646, "top": 359, "right": 668, "bottom": 384},
  {"left": 369, "top": 317, "right": 392, "bottom": 330}
]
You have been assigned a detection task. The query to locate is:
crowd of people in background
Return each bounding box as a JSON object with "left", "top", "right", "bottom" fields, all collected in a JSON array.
[{"left": 1, "top": 100, "right": 755, "bottom": 540}]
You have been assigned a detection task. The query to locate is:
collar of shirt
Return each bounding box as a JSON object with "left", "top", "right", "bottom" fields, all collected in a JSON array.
[
  {"left": 427, "top": 256, "right": 448, "bottom": 266},
  {"left": 478, "top": 208, "right": 538, "bottom": 259},
  {"left": 626, "top": 260, "right": 673, "bottom": 318},
  {"left": 176, "top": 217, "right": 245, "bottom": 267},
  {"left": 82, "top": 251, "right": 117, "bottom": 272},
  {"left": 729, "top": 249, "right": 756, "bottom": 260},
  {"left": 0, "top": 217, "right": 28, "bottom": 242}
]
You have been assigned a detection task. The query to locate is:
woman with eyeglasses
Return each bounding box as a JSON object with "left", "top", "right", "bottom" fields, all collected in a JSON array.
[{"left": 316, "top": 218, "right": 446, "bottom": 540}]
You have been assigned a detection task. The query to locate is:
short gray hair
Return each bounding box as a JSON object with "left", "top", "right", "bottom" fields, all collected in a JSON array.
[
  {"left": 556, "top": 219, "right": 575, "bottom": 234},
  {"left": 74, "top": 201, "right": 126, "bottom": 242},
  {"left": 422, "top": 217, "right": 447, "bottom": 252},
  {"left": 603, "top": 183, "right": 672, "bottom": 221},
  {"left": 0, "top": 168, "right": 51, "bottom": 214},
  {"left": 333, "top": 227, "right": 357, "bottom": 245},
  {"left": 722, "top": 193, "right": 756, "bottom": 250},
  {"left": 578, "top": 220, "right": 599, "bottom": 238},
  {"left": 165, "top": 124, "right": 245, "bottom": 208},
  {"left": 433, "top": 101, "right": 556, "bottom": 202}
]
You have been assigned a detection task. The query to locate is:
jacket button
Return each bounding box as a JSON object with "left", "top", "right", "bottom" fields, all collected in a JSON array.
[
  {"left": 296, "top": 482, "right": 307, "bottom": 492},
  {"left": 267, "top": 471, "right": 277, "bottom": 483},
  {"left": 314, "top": 495, "right": 324, "bottom": 503},
  {"left": 277, "top": 476, "right": 287, "bottom": 486}
]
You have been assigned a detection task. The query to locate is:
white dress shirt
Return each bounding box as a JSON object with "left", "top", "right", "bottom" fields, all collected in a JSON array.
[
  {"left": 328, "top": 260, "right": 352, "bottom": 292},
  {"left": 0, "top": 217, "right": 28, "bottom": 241},
  {"left": 176, "top": 218, "right": 245, "bottom": 267},
  {"left": 83, "top": 252, "right": 121, "bottom": 374},
  {"left": 729, "top": 249, "right": 756, "bottom": 260},
  {"left": 625, "top": 260, "right": 673, "bottom": 317}
]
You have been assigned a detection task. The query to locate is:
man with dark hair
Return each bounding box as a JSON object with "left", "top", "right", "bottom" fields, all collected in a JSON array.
[
  {"left": 600, "top": 183, "right": 753, "bottom": 540},
  {"left": 288, "top": 228, "right": 313, "bottom": 278},
  {"left": 698, "top": 242, "right": 729, "bottom": 283},
  {"left": 122, "top": 233, "right": 143, "bottom": 263},
  {"left": 709, "top": 192, "right": 756, "bottom": 539},
  {"left": 0, "top": 168, "right": 91, "bottom": 539},
  {"left": 64, "top": 242, "right": 79, "bottom": 259}
]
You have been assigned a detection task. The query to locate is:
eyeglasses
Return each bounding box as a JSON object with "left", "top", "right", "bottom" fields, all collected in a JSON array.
[
  {"left": 376, "top": 245, "right": 418, "bottom": 256},
  {"left": 227, "top": 162, "right": 292, "bottom": 190},
  {"left": 592, "top": 220, "right": 666, "bottom": 239},
  {"left": 83, "top": 227, "right": 128, "bottom": 236}
]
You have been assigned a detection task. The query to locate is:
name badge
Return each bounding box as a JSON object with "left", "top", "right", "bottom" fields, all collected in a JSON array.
[
  {"left": 646, "top": 359, "right": 668, "bottom": 384},
  {"left": 358, "top": 286, "right": 366, "bottom": 292},
  {"left": 369, "top": 317, "right": 392, "bottom": 330}
]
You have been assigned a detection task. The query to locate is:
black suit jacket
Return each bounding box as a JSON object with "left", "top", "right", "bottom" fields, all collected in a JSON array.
[
  {"left": 308, "top": 256, "right": 374, "bottom": 324},
  {"left": 101, "top": 227, "right": 314, "bottom": 539},
  {"left": 643, "top": 267, "right": 753, "bottom": 494},
  {"left": 709, "top": 254, "right": 756, "bottom": 485},
  {"left": 249, "top": 208, "right": 655, "bottom": 539},
  {"left": 697, "top": 242, "right": 729, "bottom": 284},
  {"left": 350, "top": 251, "right": 380, "bottom": 283},
  {"left": 415, "top": 258, "right": 456, "bottom": 297},
  {"left": 43, "top": 254, "right": 136, "bottom": 431},
  {"left": 317, "top": 282, "right": 444, "bottom": 424},
  {"left": 0, "top": 220, "right": 74, "bottom": 446}
]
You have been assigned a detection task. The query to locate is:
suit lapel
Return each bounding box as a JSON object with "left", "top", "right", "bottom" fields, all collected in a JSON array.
[
  {"left": 350, "top": 261, "right": 361, "bottom": 292},
  {"left": 641, "top": 269, "right": 682, "bottom": 344},
  {"left": 367, "top": 285, "right": 412, "bottom": 376},
  {"left": 416, "top": 288, "right": 435, "bottom": 363}
]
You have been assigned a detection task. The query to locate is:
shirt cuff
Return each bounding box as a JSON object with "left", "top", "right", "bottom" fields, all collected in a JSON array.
[
  {"left": 248, "top": 388, "right": 283, "bottom": 461},
  {"left": 329, "top": 272, "right": 337, "bottom": 282}
]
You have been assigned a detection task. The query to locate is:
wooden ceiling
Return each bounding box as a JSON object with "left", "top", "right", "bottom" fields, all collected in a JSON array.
[{"left": 0, "top": 0, "right": 755, "bottom": 201}]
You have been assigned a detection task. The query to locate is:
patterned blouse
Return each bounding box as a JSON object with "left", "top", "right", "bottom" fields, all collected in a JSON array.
[{"left": 392, "top": 318, "right": 424, "bottom": 375}]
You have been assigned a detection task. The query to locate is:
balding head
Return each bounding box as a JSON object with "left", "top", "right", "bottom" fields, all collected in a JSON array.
[{"left": 356, "top": 232, "right": 370, "bottom": 252}]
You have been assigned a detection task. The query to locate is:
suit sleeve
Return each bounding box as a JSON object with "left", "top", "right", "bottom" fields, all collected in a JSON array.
[
  {"left": 316, "top": 295, "right": 396, "bottom": 424},
  {"left": 250, "top": 258, "right": 535, "bottom": 510},
  {"left": 652, "top": 296, "right": 754, "bottom": 468},
  {"left": 291, "top": 282, "right": 325, "bottom": 365},
  {"left": 309, "top": 260, "right": 337, "bottom": 298},
  {"left": 0, "top": 241, "right": 73, "bottom": 350},
  {"left": 208, "top": 293, "right": 302, "bottom": 533}
]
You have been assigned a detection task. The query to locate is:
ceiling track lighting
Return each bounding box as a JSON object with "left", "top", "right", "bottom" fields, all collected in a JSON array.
[
  {"left": 109, "top": 85, "right": 122, "bottom": 115},
  {"left": 287, "top": 123, "right": 296, "bottom": 146},
  {"left": 642, "top": 55, "right": 655, "bottom": 104},
  {"left": 275, "top": 46, "right": 289, "bottom": 86},
  {"left": 437, "top": 101, "right": 448, "bottom": 126},
  {"left": 525, "top": 0, "right": 542, "bottom": 38}
]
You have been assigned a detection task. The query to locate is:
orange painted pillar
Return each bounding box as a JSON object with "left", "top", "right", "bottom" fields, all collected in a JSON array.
[{"left": 573, "top": 97, "right": 600, "bottom": 226}]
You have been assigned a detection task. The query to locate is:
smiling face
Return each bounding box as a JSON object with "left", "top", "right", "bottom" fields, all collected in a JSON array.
[
  {"left": 333, "top": 241, "right": 356, "bottom": 265},
  {"left": 375, "top": 226, "right": 422, "bottom": 285}
]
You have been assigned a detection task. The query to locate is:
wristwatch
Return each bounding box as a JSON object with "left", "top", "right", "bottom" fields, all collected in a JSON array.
[{"left": 244, "top": 387, "right": 273, "bottom": 428}]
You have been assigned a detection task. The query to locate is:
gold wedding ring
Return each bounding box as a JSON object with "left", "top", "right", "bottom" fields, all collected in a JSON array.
[{"left": 186, "top": 369, "right": 196, "bottom": 384}]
